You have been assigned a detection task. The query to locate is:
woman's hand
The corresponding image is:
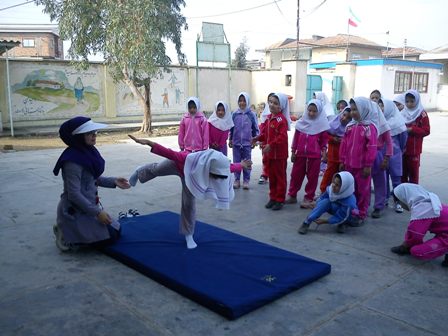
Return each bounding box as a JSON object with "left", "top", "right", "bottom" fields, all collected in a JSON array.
[
  {"left": 128, "top": 134, "right": 154, "bottom": 147},
  {"left": 115, "top": 177, "right": 131, "bottom": 189},
  {"left": 97, "top": 210, "right": 112, "bottom": 225}
]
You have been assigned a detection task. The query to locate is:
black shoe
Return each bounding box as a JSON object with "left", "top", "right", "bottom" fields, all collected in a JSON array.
[
  {"left": 371, "top": 209, "right": 381, "bottom": 218},
  {"left": 390, "top": 245, "right": 410, "bottom": 256},
  {"left": 348, "top": 217, "right": 364, "bottom": 227},
  {"left": 442, "top": 255, "right": 448, "bottom": 267},
  {"left": 265, "top": 199, "right": 276, "bottom": 209},
  {"left": 336, "top": 224, "right": 346, "bottom": 234},
  {"left": 298, "top": 223, "right": 310, "bottom": 235},
  {"left": 272, "top": 202, "right": 283, "bottom": 211}
]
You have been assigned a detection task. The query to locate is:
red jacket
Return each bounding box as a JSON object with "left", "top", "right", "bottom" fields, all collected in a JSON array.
[
  {"left": 256, "top": 114, "right": 289, "bottom": 160},
  {"left": 404, "top": 111, "right": 430, "bottom": 156}
]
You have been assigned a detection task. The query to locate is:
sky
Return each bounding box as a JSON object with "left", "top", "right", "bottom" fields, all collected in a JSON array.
[{"left": 1, "top": 0, "right": 447, "bottom": 64}]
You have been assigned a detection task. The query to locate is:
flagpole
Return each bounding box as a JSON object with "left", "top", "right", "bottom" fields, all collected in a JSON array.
[{"left": 346, "top": 19, "right": 350, "bottom": 62}]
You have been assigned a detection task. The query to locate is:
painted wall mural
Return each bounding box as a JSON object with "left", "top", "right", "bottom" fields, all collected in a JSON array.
[
  {"left": 116, "top": 67, "right": 187, "bottom": 117},
  {"left": 10, "top": 62, "right": 103, "bottom": 121}
]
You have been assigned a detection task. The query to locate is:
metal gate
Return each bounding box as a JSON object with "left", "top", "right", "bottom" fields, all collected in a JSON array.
[
  {"left": 332, "top": 76, "right": 343, "bottom": 110},
  {"left": 306, "top": 75, "right": 322, "bottom": 104}
]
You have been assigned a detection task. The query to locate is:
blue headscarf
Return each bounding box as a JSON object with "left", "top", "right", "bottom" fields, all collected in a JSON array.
[{"left": 53, "top": 116, "right": 105, "bottom": 179}]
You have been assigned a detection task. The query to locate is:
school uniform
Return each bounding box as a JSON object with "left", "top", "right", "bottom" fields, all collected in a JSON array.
[
  {"left": 229, "top": 92, "right": 259, "bottom": 183},
  {"left": 400, "top": 90, "right": 430, "bottom": 184},
  {"left": 257, "top": 112, "right": 289, "bottom": 203},
  {"left": 393, "top": 184, "right": 448, "bottom": 260},
  {"left": 340, "top": 98, "right": 379, "bottom": 219},
  {"left": 208, "top": 101, "right": 233, "bottom": 156},
  {"left": 178, "top": 97, "right": 209, "bottom": 152}
]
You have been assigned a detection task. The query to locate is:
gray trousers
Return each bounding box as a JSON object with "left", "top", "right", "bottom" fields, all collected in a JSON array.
[{"left": 138, "top": 160, "right": 195, "bottom": 235}]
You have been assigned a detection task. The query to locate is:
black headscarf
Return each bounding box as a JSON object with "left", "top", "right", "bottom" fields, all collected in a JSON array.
[{"left": 53, "top": 116, "right": 105, "bottom": 179}]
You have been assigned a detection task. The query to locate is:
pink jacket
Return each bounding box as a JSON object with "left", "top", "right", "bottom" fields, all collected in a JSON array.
[
  {"left": 378, "top": 130, "right": 393, "bottom": 157},
  {"left": 340, "top": 124, "right": 378, "bottom": 169},
  {"left": 178, "top": 112, "right": 209, "bottom": 152},
  {"left": 208, "top": 123, "right": 229, "bottom": 148},
  {"left": 291, "top": 130, "right": 328, "bottom": 159},
  {"left": 405, "top": 205, "right": 448, "bottom": 247}
]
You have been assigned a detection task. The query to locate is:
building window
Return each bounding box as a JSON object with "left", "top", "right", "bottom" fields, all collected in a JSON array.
[
  {"left": 394, "top": 71, "right": 429, "bottom": 93},
  {"left": 22, "top": 38, "right": 35, "bottom": 47},
  {"left": 394, "top": 71, "right": 412, "bottom": 93},
  {"left": 413, "top": 72, "right": 429, "bottom": 93},
  {"left": 285, "top": 74, "right": 292, "bottom": 86}
]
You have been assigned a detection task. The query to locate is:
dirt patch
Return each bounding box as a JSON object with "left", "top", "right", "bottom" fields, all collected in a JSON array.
[{"left": 0, "top": 126, "right": 179, "bottom": 152}]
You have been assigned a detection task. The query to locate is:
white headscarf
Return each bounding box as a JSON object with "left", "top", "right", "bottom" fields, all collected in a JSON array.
[
  {"left": 314, "top": 91, "right": 335, "bottom": 117},
  {"left": 394, "top": 183, "right": 442, "bottom": 220},
  {"left": 186, "top": 96, "right": 201, "bottom": 113},
  {"left": 184, "top": 149, "right": 235, "bottom": 210},
  {"left": 381, "top": 99, "right": 407, "bottom": 136},
  {"left": 347, "top": 97, "right": 377, "bottom": 131},
  {"left": 208, "top": 101, "right": 234, "bottom": 131},
  {"left": 260, "top": 93, "right": 275, "bottom": 123},
  {"left": 393, "top": 94, "right": 406, "bottom": 107},
  {"left": 295, "top": 99, "right": 330, "bottom": 135},
  {"left": 401, "top": 89, "right": 425, "bottom": 124},
  {"left": 328, "top": 171, "right": 355, "bottom": 202},
  {"left": 274, "top": 93, "right": 292, "bottom": 131},
  {"left": 236, "top": 92, "right": 251, "bottom": 113},
  {"left": 370, "top": 101, "right": 391, "bottom": 135}
]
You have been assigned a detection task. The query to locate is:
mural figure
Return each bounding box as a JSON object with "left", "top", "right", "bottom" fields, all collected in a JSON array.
[
  {"left": 162, "top": 88, "right": 169, "bottom": 108},
  {"left": 74, "top": 77, "right": 85, "bottom": 103}
]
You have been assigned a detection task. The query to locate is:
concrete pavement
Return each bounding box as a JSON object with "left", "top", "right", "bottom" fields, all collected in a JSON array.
[{"left": 1, "top": 113, "right": 447, "bottom": 336}]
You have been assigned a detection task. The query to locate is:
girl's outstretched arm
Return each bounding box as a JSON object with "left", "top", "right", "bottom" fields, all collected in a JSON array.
[{"left": 128, "top": 134, "right": 155, "bottom": 147}]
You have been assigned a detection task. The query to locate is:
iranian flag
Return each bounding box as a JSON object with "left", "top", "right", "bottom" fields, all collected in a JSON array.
[{"left": 348, "top": 7, "right": 361, "bottom": 27}]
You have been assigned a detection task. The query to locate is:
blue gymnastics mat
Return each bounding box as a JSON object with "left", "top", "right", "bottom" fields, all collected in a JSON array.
[{"left": 103, "top": 211, "right": 331, "bottom": 320}]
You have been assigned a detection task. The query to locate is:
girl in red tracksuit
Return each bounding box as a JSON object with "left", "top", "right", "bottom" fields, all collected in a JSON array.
[
  {"left": 400, "top": 89, "right": 430, "bottom": 184},
  {"left": 253, "top": 93, "right": 290, "bottom": 211},
  {"left": 286, "top": 99, "right": 329, "bottom": 208}
]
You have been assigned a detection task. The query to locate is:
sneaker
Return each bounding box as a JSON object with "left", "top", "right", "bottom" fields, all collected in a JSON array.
[
  {"left": 242, "top": 181, "right": 250, "bottom": 190},
  {"left": 298, "top": 223, "right": 310, "bottom": 235},
  {"left": 272, "top": 202, "right": 283, "bottom": 211},
  {"left": 390, "top": 245, "right": 410, "bottom": 256},
  {"left": 233, "top": 180, "right": 240, "bottom": 189},
  {"left": 285, "top": 196, "right": 298, "bottom": 204},
  {"left": 300, "top": 199, "right": 315, "bottom": 209},
  {"left": 53, "top": 224, "right": 71, "bottom": 252},
  {"left": 371, "top": 209, "right": 381, "bottom": 218},
  {"left": 336, "top": 223, "right": 347, "bottom": 234},
  {"left": 395, "top": 202, "right": 404, "bottom": 213},
  {"left": 258, "top": 176, "right": 267, "bottom": 184},
  {"left": 265, "top": 199, "right": 276, "bottom": 209},
  {"left": 348, "top": 217, "right": 364, "bottom": 227}
]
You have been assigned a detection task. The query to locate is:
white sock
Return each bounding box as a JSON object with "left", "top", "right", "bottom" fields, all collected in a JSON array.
[
  {"left": 185, "top": 234, "right": 197, "bottom": 249},
  {"left": 129, "top": 166, "right": 142, "bottom": 187}
]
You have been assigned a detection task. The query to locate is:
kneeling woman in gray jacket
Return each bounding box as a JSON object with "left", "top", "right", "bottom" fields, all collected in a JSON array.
[{"left": 53, "top": 116, "right": 130, "bottom": 251}]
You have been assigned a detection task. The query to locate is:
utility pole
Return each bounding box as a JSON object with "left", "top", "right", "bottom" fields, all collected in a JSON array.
[
  {"left": 295, "top": 0, "right": 300, "bottom": 59},
  {"left": 403, "top": 38, "right": 407, "bottom": 60}
]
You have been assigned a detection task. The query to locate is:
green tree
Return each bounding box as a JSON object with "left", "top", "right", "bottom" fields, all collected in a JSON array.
[
  {"left": 35, "top": 0, "right": 187, "bottom": 133},
  {"left": 232, "top": 38, "right": 249, "bottom": 69}
]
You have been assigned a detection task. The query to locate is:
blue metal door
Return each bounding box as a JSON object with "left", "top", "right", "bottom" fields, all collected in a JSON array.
[
  {"left": 306, "top": 75, "right": 322, "bottom": 104},
  {"left": 332, "top": 76, "right": 343, "bottom": 110}
]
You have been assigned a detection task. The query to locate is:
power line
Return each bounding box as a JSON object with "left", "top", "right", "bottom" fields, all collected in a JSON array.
[
  {"left": 186, "top": 0, "right": 283, "bottom": 19},
  {"left": 0, "top": 0, "right": 34, "bottom": 12}
]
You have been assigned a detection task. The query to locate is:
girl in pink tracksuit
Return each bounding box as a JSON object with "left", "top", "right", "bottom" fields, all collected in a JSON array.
[
  {"left": 208, "top": 101, "right": 234, "bottom": 156},
  {"left": 178, "top": 97, "right": 209, "bottom": 153},
  {"left": 339, "top": 97, "right": 378, "bottom": 221},
  {"left": 286, "top": 99, "right": 329, "bottom": 208},
  {"left": 391, "top": 183, "right": 448, "bottom": 267}
]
